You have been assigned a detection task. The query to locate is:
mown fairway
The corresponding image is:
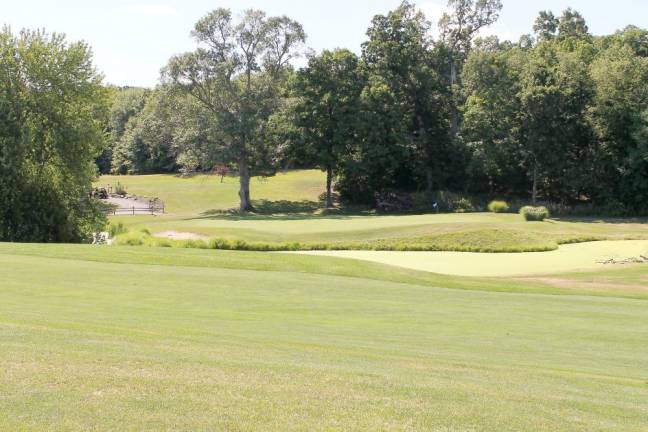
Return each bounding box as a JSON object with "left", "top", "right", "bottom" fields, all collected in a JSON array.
[{"left": 1, "top": 243, "right": 647, "bottom": 431}]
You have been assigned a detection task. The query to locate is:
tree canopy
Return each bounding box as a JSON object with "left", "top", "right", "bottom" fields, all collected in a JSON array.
[
  {"left": 164, "top": 8, "right": 306, "bottom": 212},
  {"left": 0, "top": 28, "right": 109, "bottom": 242}
]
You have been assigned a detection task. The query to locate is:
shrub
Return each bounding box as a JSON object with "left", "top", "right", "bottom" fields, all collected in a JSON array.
[
  {"left": 156, "top": 239, "right": 172, "bottom": 248},
  {"left": 488, "top": 200, "right": 510, "bottom": 213},
  {"left": 114, "top": 181, "right": 127, "bottom": 196},
  {"left": 452, "top": 198, "right": 475, "bottom": 213},
  {"left": 123, "top": 236, "right": 143, "bottom": 246},
  {"left": 520, "top": 206, "right": 550, "bottom": 221},
  {"left": 108, "top": 222, "right": 128, "bottom": 237}
]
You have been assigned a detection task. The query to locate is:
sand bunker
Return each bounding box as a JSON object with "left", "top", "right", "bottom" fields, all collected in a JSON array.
[
  {"left": 154, "top": 231, "right": 209, "bottom": 241},
  {"left": 295, "top": 240, "right": 648, "bottom": 277}
]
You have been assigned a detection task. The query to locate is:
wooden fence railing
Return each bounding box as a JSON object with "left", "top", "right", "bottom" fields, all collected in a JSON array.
[{"left": 106, "top": 198, "right": 165, "bottom": 215}]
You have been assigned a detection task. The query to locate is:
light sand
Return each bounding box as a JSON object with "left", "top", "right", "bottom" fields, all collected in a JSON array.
[{"left": 154, "top": 231, "right": 210, "bottom": 241}]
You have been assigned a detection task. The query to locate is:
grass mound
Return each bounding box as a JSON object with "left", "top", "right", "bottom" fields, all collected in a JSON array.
[{"left": 114, "top": 228, "right": 605, "bottom": 253}]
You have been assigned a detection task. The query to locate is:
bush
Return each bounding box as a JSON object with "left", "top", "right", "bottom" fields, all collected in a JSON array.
[
  {"left": 115, "top": 181, "right": 127, "bottom": 196},
  {"left": 520, "top": 206, "right": 550, "bottom": 221},
  {"left": 452, "top": 198, "right": 476, "bottom": 213},
  {"left": 488, "top": 200, "right": 510, "bottom": 213},
  {"left": 108, "top": 222, "right": 128, "bottom": 237}
]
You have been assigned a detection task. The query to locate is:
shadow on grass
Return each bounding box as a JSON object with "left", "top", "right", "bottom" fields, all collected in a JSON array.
[{"left": 193, "top": 200, "right": 378, "bottom": 221}]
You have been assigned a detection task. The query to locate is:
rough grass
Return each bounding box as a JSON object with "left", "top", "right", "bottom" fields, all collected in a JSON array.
[
  {"left": 1, "top": 243, "right": 647, "bottom": 431},
  {"left": 115, "top": 228, "right": 608, "bottom": 253}
]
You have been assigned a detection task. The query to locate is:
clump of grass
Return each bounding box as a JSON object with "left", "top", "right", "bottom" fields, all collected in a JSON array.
[
  {"left": 108, "top": 222, "right": 128, "bottom": 238},
  {"left": 123, "top": 236, "right": 144, "bottom": 246},
  {"left": 114, "top": 181, "right": 127, "bottom": 196},
  {"left": 156, "top": 239, "right": 173, "bottom": 248},
  {"left": 488, "top": 200, "right": 510, "bottom": 213},
  {"left": 521, "top": 206, "right": 550, "bottom": 222},
  {"left": 112, "top": 231, "right": 147, "bottom": 246},
  {"left": 556, "top": 235, "right": 605, "bottom": 245}
]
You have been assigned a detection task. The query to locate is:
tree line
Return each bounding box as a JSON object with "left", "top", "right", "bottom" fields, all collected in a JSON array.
[{"left": 101, "top": 1, "right": 648, "bottom": 214}]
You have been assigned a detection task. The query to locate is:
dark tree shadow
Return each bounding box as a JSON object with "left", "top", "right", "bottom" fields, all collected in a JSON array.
[{"left": 193, "top": 200, "right": 379, "bottom": 221}]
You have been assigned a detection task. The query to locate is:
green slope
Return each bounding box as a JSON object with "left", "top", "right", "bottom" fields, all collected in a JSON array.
[{"left": 1, "top": 243, "right": 647, "bottom": 431}]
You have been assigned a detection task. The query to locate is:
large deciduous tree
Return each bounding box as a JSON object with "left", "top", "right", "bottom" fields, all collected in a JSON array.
[
  {"left": 294, "top": 49, "right": 363, "bottom": 208},
  {"left": 439, "top": 0, "right": 503, "bottom": 135},
  {"left": 0, "top": 28, "right": 109, "bottom": 242},
  {"left": 461, "top": 38, "right": 526, "bottom": 195},
  {"left": 164, "top": 9, "right": 305, "bottom": 212},
  {"left": 336, "top": 1, "right": 455, "bottom": 203},
  {"left": 103, "top": 87, "right": 149, "bottom": 174}
]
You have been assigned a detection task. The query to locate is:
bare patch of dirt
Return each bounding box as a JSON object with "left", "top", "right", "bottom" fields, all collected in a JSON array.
[{"left": 154, "top": 231, "right": 209, "bottom": 241}]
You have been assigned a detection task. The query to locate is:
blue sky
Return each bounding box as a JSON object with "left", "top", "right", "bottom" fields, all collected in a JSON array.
[{"left": 3, "top": 1, "right": 647, "bottom": 87}]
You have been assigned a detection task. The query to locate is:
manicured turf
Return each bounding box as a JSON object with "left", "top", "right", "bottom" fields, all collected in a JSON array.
[
  {"left": 100, "top": 171, "right": 648, "bottom": 252},
  {"left": 1, "top": 243, "right": 647, "bottom": 431}
]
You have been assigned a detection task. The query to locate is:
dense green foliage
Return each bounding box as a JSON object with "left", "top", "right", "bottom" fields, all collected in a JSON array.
[
  {"left": 0, "top": 28, "right": 108, "bottom": 242},
  {"left": 164, "top": 9, "right": 305, "bottom": 211},
  {"left": 96, "top": 3, "right": 647, "bottom": 214},
  {"left": 463, "top": 19, "right": 648, "bottom": 212},
  {"left": 293, "top": 49, "right": 364, "bottom": 207}
]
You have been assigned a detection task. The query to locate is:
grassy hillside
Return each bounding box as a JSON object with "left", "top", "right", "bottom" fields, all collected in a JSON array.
[
  {"left": 98, "top": 170, "right": 326, "bottom": 215},
  {"left": 99, "top": 171, "right": 648, "bottom": 253},
  {"left": 1, "top": 243, "right": 647, "bottom": 431}
]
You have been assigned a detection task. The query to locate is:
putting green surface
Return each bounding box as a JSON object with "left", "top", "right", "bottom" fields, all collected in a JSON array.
[
  {"left": 296, "top": 240, "right": 648, "bottom": 277},
  {"left": 1, "top": 243, "right": 647, "bottom": 431}
]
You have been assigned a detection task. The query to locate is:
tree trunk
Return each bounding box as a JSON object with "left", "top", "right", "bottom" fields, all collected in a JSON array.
[
  {"left": 449, "top": 61, "right": 459, "bottom": 137},
  {"left": 532, "top": 163, "right": 538, "bottom": 205},
  {"left": 238, "top": 156, "right": 253, "bottom": 213},
  {"left": 325, "top": 166, "right": 334, "bottom": 209},
  {"left": 426, "top": 166, "right": 434, "bottom": 194}
]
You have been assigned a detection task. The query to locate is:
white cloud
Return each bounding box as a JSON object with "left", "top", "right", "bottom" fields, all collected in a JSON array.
[{"left": 126, "top": 4, "right": 177, "bottom": 17}]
